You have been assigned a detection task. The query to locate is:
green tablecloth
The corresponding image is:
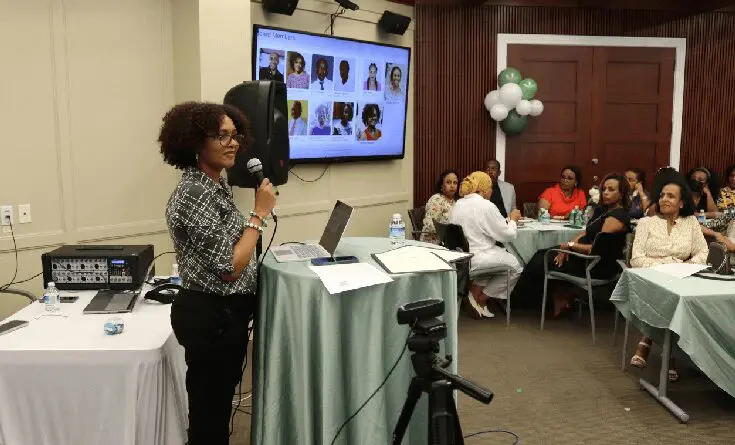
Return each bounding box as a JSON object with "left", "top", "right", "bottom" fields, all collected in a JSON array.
[
  {"left": 508, "top": 222, "right": 583, "bottom": 265},
  {"left": 251, "top": 237, "right": 459, "bottom": 445},
  {"left": 611, "top": 268, "right": 735, "bottom": 398}
]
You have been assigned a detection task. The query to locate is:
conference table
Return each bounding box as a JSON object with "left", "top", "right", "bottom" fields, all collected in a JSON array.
[
  {"left": 611, "top": 268, "right": 735, "bottom": 423},
  {"left": 0, "top": 287, "right": 187, "bottom": 445},
  {"left": 508, "top": 221, "right": 583, "bottom": 265},
  {"left": 251, "top": 237, "right": 459, "bottom": 445}
]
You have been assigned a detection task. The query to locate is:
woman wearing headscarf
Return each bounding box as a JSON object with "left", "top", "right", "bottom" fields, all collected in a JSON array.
[{"left": 449, "top": 171, "right": 523, "bottom": 318}]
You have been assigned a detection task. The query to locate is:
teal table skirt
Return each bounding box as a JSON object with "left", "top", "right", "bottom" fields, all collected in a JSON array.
[
  {"left": 611, "top": 268, "right": 735, "bottom": 398},
  {"left": 508, "top": 222, "right": 583, "bottom": 265},
  {"left": 251, "top": 237, "right": 459, "bottom": 445}
]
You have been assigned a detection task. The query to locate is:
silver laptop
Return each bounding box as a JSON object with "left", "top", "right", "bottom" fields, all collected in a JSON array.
[
  {"left": 83, "top": 289, "right": 139, "bottom": 314},
  {"left": 270, "top": 201, "right": 353, "bottom": 263}
]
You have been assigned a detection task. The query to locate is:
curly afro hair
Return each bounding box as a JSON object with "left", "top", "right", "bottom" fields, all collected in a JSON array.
[{"left": 158, "top": 102, "right": 250, "bottom": 169}]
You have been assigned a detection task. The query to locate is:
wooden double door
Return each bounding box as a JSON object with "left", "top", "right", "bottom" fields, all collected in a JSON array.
[{"left": 505, "top": 45, "right": 675, "bottom": 207}]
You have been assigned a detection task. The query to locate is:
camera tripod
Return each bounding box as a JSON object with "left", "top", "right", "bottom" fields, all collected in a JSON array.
[{"left": 389, "top": 345, "right": 493, "bottom": 445}]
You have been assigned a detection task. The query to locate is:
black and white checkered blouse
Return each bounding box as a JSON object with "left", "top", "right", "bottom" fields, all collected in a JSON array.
[{"left": 165, "top": 167, "right": 257, "bottom": 295}]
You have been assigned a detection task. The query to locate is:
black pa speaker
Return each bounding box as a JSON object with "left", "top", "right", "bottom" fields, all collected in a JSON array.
[
  {"left": 224, "top": 81, "right": 289, "bottom": 188},
  {"left": 262, "top": 0, "right": 299, "bottom": 16},
  {"left": 378, "top": 11, "right": 411, "bottom": 35}
]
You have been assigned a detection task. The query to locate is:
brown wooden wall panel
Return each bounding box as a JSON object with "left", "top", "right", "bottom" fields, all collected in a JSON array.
[{"left": 413, "top": 5, "right": 735, "bottom": 207}]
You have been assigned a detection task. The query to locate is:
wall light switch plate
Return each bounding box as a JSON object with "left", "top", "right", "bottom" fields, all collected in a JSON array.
[
  {"left": 18, "top": 204, "right": 31, "bottom": 224},
  {"left": 0, "top": 206, "right": 12, "bottom": 226}
]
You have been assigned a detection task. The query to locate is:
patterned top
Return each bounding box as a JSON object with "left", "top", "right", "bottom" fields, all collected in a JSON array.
[
  {"left": 165, "top": 167, "right": 257, "bottom": 295},
  {"left": 287, "top": 72, "right": 309, "bottom": 89},
  {"left": 421, "top": 193, "right": 455, "bottom": 244},
  {"left": 630, "top": 215, "right": 708, "bottom": 268},
  {"left": 717, "top": 187, "right": 735, "bottom": 210}
]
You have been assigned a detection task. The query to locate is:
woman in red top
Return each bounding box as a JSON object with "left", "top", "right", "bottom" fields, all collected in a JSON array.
[{"left": 538, "top": 165, "right": 587, "bottom": 218}]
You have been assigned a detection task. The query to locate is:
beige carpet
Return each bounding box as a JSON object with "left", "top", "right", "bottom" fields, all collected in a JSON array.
[{"left": 229, "top": 309, "right": 735, "bottom": 444}]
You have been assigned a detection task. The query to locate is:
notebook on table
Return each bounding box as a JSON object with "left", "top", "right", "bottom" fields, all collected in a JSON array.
[{"left": 83, "top": 290, "right": 139, "bottom": 314}]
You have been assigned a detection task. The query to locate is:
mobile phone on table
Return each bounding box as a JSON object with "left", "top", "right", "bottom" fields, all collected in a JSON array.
[
  {"left": 60, "top": 295, "right": 79, "bottom": 303},
  {"left": 0, "top": 320, "right": 29, "bottom": 337}
]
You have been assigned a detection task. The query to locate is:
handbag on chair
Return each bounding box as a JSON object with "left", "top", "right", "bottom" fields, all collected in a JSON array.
[{"left": 706, "top": 242, "right": 731, "bottom": 275}]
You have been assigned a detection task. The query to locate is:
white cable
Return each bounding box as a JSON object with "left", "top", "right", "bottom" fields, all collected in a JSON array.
[{"left": 232, "top": 392, "right": 252, "bottom": 405}]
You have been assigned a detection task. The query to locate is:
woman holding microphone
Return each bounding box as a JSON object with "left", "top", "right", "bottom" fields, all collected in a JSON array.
[{"left": 158, "top": 102, "right": 276, "bottom": 444}]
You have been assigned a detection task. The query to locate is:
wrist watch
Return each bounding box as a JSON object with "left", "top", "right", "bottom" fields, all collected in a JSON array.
[{"left": 567, "top": 242, "right": 575, "bottom": 249}]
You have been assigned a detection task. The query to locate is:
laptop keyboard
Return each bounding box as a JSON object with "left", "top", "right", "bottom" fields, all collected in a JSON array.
[{"left": 291, "top": 244, "right": 326, "bottom": 259}]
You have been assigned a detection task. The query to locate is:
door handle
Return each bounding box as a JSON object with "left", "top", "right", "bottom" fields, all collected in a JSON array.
[{"left": 592, "top": 158, "right": 599, "bottom": 165}]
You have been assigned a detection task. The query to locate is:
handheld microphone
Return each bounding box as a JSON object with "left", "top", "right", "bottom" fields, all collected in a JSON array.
[{"left": 246, "top": 158, "right": 277, "bottom": 220}]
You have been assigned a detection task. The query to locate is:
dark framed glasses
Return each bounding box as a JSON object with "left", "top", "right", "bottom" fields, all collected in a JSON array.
[{"left": 210, "top": 133, "right": 245, "bottom": 147}]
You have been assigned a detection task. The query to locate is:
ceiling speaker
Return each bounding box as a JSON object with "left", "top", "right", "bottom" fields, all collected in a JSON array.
[
  {"left": 378, "top": 11, "right": 411, "bottom": 35},
  {"left": 262, "top": 0, "right": 299, "bottom": 16}
]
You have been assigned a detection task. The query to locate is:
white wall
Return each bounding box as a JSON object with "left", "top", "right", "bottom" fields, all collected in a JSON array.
[
  {"left": 0, "top": 0, "right": 178, "bottom": 318},
  {"left": 0, "top": 0, "right": 414, "bottom": 318},
  {"left": 248, "top": 0, "right": 415, "bottom": 245}
]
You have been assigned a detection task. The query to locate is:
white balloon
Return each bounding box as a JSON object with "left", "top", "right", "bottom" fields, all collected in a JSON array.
[
  {"left": 515, "top": 99, "right": 531, "bottom": 116},
  {"left": 489, "top": 104, "right": 509, "bottom": 121},
  {"left": 483, "top": 90, "right": 500, "bottom": 111},
  {"left": 529, "top": 99, "right": 544, "bottom": 117},
  {"left": 499, "top": 83, "right": 523, "bottom": 108}
]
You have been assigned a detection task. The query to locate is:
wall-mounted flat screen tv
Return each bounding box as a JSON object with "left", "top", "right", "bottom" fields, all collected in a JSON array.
[{"left": 253, "top": 24, "right": 411, "bottom": 164}]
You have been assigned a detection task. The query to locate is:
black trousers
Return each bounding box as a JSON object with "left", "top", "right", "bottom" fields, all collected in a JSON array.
[{"left": 170, "top": 288, "right": 255, "bottom": 445}]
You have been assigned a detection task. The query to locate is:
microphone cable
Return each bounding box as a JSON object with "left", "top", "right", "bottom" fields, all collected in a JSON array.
[
  {"left": 0, "top": 220, "right": 19, "bottom": 292},
  {"left": 230, "top": 211, "right": 278, "bottom": 435},
  {"left": 328, "top": 325, "right": 413, "bottom": 445}
]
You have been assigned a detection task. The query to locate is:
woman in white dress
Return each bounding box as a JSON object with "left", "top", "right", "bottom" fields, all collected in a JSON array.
[{"left": 450, "top": 171, "right": 523, "bottom": 318}]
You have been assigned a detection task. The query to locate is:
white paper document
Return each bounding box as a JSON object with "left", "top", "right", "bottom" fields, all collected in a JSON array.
[
  {"left": 372, "top": 245, "right": 454, "bottom": 274},
  {"left": 650, "top": 263, "right": 708, "bottom": 279},
  {"left": 421, "top": 247, "right": 473, "bottom": 263},
  {"left": 309, "top": 263, "right": 393, "bottom": 294}
]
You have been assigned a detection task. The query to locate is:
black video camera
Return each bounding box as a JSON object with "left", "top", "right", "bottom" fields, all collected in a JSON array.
[{"left": 397, "top": 299, "right": 446, "bottom": 353}]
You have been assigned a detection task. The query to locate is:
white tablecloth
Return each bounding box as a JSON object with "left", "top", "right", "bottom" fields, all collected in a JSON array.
[{"left": 0, "top": 288, "right": 187, "bottom": 445}]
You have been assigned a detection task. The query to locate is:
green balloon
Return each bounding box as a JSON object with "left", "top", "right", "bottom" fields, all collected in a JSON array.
[
  {"left": 500, "top": 110, "right": 528, "bottom": 135},
  {"left": 498, "top": 67, "right": 522, "bottom": 87},
  {"left": 519, "top": 78, "right": 538, "bottom": 100}
]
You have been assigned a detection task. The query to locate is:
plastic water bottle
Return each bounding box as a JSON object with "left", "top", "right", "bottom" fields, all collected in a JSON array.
[
  {"left": 170, "top": 263, "right": 181, "bottom": 286},
  {"left": 539, "top": 208, "right": 550, "bottom": 225},
  {"left": 569, "top": 206, "right": 579, "bottom": 225},
  {"left": 389, "top": 213, "right": 406, "bottom": 246},
  {"left": 44, "top": 282, "right": 60, "bottom": 312}
]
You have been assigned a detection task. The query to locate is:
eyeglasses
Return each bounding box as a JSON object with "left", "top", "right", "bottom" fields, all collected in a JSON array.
[{"left": 210, "top": 133, "right": 245, "bottom": 147}]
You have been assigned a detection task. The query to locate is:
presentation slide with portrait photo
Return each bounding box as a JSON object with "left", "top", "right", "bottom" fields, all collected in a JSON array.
[{"left": 254, "top": 25, "right": 410, "bottom": 162}]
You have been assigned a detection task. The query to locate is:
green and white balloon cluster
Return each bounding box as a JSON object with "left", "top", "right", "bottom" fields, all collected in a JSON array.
[{"left": 484, "top": 67, "right": 544, "bottom": 135}]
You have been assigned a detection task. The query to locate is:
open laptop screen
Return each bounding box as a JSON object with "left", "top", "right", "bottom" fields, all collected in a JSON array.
[{"left": 318, "top": 200, "right": 353, "bottom": 256}]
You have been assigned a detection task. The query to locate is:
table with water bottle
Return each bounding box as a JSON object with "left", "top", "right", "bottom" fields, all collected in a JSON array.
[
  {"left": 250, "top": 213, "right": 459, "bottom": 445},
  {"left": 507, "top": 207, "right": 586, "bottom": 265},
  {"left": 0, "top": 282, "right": 187, "bottom": 445}
]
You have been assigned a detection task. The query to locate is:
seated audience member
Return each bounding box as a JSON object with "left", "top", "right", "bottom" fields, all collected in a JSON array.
[
  {"left": 538, "top": 165, "right": 587, "bottom": 218},
  {"left": 629, "top": 172, "right": 708, "bottom": 382},
  {"left": 687, "top": 167, "right": 718, "bottom": 216},
  {"left": 624, "top": 168, "right": 650, "bottom": 219},
  {"left": 421, "top": 170, "right": 459, "bottom": 244},
  {"left": 485, "top": 159, "right": 516, "bottom": 218},
  {"left": 513, "top": 173, "right": 631, "bottom": 314},
  {"left": 449, "top": 172, "right": 523, "bottom": 318},
  {"left": 646, "top": 166, "right": 678, "bottom": 216},
  {"left": 717, "top": 165, "right": 735, "bottom": 210}
]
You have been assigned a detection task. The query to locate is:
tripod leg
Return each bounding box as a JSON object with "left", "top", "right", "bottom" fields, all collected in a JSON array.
[
  {"left": 428, "top": 381, "right": 464, "bottom": 445},
  {"left": 390, "top": 377, "right": 425, "bottom": 445}
]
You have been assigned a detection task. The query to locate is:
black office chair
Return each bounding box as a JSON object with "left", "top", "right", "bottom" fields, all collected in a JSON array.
[
  {"left": 439, "top": 222, "right": 513, "bottom": 325},
  {"left": 407, "top": 207, "right": 429, "bottom": 240},
  {"left": 541, "top": 231, "right": 627, "bottom": 344}
]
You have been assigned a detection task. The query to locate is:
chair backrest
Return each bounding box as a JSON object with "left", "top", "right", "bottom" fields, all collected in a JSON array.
[
  {"left": 408, "top": 207, "right": 426, "bottom": 233},
  {"left": 433, "top": 219, "right": 448, "bottom": 246},
  {"left": 623, "top": 232, "right": 635, "bottom": 267},
  {"left": 523, "top": 202, "right": 538, "bottom": 219},
  {"left": 444, "top": 224, "right": 470, "bottom": 253}
]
